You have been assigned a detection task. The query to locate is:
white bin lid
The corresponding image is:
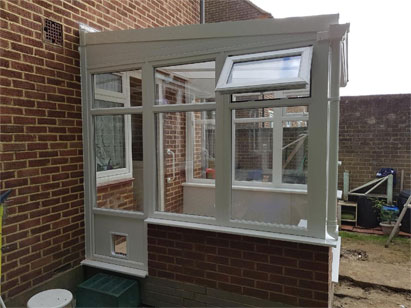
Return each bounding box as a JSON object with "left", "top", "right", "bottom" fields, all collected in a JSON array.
[{"left": 27, "top": 289, "right": 73, "bottom": 308}]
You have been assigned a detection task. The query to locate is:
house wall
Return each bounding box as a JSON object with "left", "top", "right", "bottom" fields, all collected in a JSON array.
[
  {"left": 205, "top": 0, "right": 272, "bottom": 23},
  {"left": 338, "top": 94, "right": 411, "bottom": 196},
  {"left": 0, "top": 0, "right": 200, "bottom": 300}
]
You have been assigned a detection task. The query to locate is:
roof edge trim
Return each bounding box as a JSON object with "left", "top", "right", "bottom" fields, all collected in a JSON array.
[{"left": 83, "top": 14, "right": 339, "bottom": 46}]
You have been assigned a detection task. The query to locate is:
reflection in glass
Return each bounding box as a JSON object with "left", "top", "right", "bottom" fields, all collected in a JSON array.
[
  {"left": 95, "top": 111, "right": 125, "bottom": 172},
  {"left": 231, "top": 106, "right": 308, "bottom": 227},
  {"left": 156, "top": 112, "right": 216, "bottom": 217},
  {"left": 228, "top": 56, "right": 301, "bottom": 84},
  {"left": 95, "top": 73, "right": 122, "bottom": 92},
  {"left": 93, "top": 70, "right": 142, "bottom": 108},
  {"left": 234, "top": 121, "right": 273, "bottom": 183},
  {"left": 193, "top": 111, "right": 216, "bottom": 180},
  {"left": 95, "top": 114, "right": 143, "bottom": 212},
  {"left": 282, "top": 121, "right": 308, "bottom": 184},
  {"left": 155, "top": 61, "right": 215, "bottom": 105}
]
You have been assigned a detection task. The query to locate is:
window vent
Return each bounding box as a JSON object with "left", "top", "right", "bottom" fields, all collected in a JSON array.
[{"left": 43, "top": 19, "right": 63, "bottom": 46}]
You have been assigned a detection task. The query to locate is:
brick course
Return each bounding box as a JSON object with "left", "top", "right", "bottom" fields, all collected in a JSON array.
[
  {"left": 148, "top": 224, "right": 332, "bottom": 307},
  {"left": 0, "top": 0, "right": 199, "bottom": 300}
]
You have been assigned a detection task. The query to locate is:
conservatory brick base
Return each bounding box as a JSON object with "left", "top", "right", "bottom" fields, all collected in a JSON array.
[{"left": 147, "top": 224, "right": 333, "bottom": 307}]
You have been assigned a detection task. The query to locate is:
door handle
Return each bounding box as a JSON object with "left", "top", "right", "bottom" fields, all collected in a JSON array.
[{"left": 166, "top": 149, "right": 175, "bottom": 183}]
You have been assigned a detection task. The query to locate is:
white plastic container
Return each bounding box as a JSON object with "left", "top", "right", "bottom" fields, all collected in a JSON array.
[{"left": 27, "top": 289, "right": 73, "bottom": 308}]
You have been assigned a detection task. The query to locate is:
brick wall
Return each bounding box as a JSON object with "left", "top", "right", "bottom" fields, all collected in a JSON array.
[
  {"left": 338, "top": 94, "right": 411, "bottom": 196},
  {"left": 96, "top": 179, "right": 137, "bottom": 212},
  {"left": 148, "top": 224, "right": 332, "bottom": 307},
  {"left": 162, "top": 111, "right": 187, "bottom": 213},
  {"left": 0, "top": 0, "right": 199, "bottom": 300},
  {"left": 205, "top": 0, "right": 272, "bottom": 23}
]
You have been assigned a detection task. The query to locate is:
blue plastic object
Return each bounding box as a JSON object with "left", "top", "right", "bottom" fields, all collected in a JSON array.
[
  {"left": 382, "top": 206, "right": 399, "bottom": 213},
  {"left": 376, "top": 168, "right": 396, "bottom": 185}
]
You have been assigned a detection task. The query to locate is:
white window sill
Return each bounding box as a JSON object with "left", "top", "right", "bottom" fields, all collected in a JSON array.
[
  {"left": 145, "top": 217, "right": 338, "bottom": 248},
  {"left": 81, "top": 259, "right": 148, "bottom": 278},
  {"left": 97, "top": 174, "right": 134, "bottom": 187},
  {"left": 182, "top": 182, "right": 307, "bottom": 195}
]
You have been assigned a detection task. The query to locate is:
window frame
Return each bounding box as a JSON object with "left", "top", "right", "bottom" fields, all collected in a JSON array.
[
  {"left": 231, "top": 106, "right": 308, "bottom": 190},
  {"left": 83, "top": 32, "right": 342, "bottom": 242},
  {"left": 186, "top": 111, "right": 216, "bottom": 185},
  {"left": 185, "top": 107, "right": 309, "bottom": 192},
  {"left": 215, "top": 46, "right": 313, "bottom": 94},
  {"left": 80, "top": 18, "right": 349, "bottom": 274},
  {"left": 94, "top": 72, "right": 133, "bottom": 185}
]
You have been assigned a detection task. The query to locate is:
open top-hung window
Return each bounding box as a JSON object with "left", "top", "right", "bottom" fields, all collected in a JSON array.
[{"left": 216, "top": 47, "right": 313, "bottom": 95}]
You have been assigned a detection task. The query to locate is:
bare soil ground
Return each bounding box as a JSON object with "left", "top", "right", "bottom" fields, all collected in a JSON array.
[{"left": 333, "top": 231, "right": 411, "bottom": 308}]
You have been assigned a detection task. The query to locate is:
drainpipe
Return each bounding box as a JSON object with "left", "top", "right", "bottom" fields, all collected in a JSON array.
[
  {"left": 327, "top": 35, "right": 342, "bottom": 241},
  {"left": 200, "top": 0, "right": 205, "bottom": 24}
]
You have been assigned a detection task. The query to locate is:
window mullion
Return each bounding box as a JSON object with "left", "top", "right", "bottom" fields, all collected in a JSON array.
[
  {"left": 142, "top": 63, "right": 155, "bottom": 218},
  {"left": 272, "top": 108, "right": 283, "bottom": 187},
  {"left": 215, "top": 93, "right": 231, "bottom": 225},
  {"left": 186, "top": 111, "right": 194, "bottom": 183},
  {"left": 215, "top": 53, "right": 230, "bottom": 225}
]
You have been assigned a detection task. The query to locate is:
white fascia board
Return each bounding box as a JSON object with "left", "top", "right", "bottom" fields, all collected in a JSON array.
[{"left": 83, "top": 14, "right": 339, "bottom": 46}]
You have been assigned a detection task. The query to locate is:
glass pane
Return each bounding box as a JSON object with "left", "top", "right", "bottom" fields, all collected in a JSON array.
[
  {"left": 231, "top": 106, "right": 308, "bottom": 227},
  {"left": 93, "top": 70, "right": 142, "bottom": 107},
  {"left": 193, "top": 111, "right": 216, "bottom": 180},
  {"left": 94, "top": 100, "right": 122, "bottom": 109},
  {"left": 95, "top": 114, "right": 143, "bottom": 212},
  {"left": 155, "top": 61, "right": 215, "bottom": 105},
  {"left": 228, "top": 56, "right": 301, "bottom": 85},
  {"left": 129, "top": 74, "right": 142, "bottom": 106},
  {"left": 234, "top": 108, "right": 272, "bottom": 119},
  {"left": 112, "top": 234, "right": 127, "bottom": 257},
  {"left": 156, "top": 112, "right": 215, "bottom": 217},
  {"left": 282, "top": 120, "right": 308, "bottom": 184},
  {"left": 96, "top": 73, "right": 122, "bottom": 92},
  {"left": 234, "top": 121, "right": 273, "bottom": 183},
  {"left": 95, "top": 114, "right": 125, "bottom": 171},
  {"left": 284, "top": 106, "right": 309, "bottom": 115}
]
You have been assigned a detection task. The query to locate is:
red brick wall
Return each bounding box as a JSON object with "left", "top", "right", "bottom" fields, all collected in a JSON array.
[
  {"left": 338, "top": 94, "right": 411, "bottom": 196},
  {"left": 148, "top": 224, "right": 332, "bottom": 307},
  {"left": 96, "top": 179, "right": 138, "bottom": 212},
  {"left": 0, "top": 0, "right": 199, "bottom": 300},
  {"left": 162, "top": 111, "right": 187, "bottom": 213},
  {"left": 205, "top": 0, "right": 272, "bottom": 23}
]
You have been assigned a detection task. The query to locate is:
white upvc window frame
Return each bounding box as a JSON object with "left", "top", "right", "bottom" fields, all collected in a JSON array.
[
  {"left": 215, "top": 47, "right": 313, "bottom": 94},
  {"left": 186, "top": 111, "right": 216, "bottom": 185},
  {"left": 94, "top": 72, "right": 133, "bottom": 185},
  {"left": 81, "top": 18, "right": 349, "bottom": 260},
  {"left": 185, "top": 107, "right": 309, "bottom": 192},
  {"left": 231, "top": 107, "right": 308, "bottom": 191}
]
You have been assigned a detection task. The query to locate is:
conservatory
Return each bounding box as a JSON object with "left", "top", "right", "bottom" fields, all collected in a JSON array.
[{"left": 80, "top": 14, "right": 349, "bottom": 304}]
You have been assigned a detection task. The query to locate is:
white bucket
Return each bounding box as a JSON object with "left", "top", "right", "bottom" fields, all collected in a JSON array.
[{"left": 27, "top": 289, "right": 73, "bottom": 308}]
